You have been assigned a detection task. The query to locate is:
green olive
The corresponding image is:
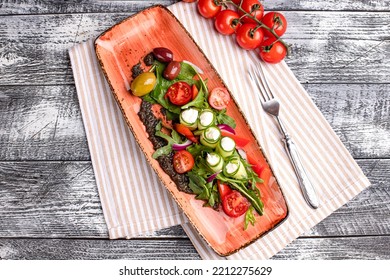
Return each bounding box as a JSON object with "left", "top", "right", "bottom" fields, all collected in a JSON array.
[{"left": 130, "top": 72, "right": 157, "bottom": 96}]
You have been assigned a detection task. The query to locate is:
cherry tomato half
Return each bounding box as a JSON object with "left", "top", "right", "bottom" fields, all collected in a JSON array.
[
  {"left": 197, "top": 0, "right": 222, "bottom": 19},
  {"left": 173, "top": 150, "right": 195, "bottom": 174},
  {"left": 259, "top": 38, "right": 287, "bottom": 64},
  {"left": 236, "top": 23, "right": 264, "bottom": 50},
  {"left": 261, "top": 12, "right": 288, "bottom": 38},
  {"left": 239, "top": 0, "right": 264, "bottom": 24},
  {"left": 208, "top": 87, "right": 231, "bottom": 110},
  {"left": 222, "top": 191, "right": 250, "bottom": 217},
  {"left": 217, "top": 181, "right": 232, "bottom": 201},
  {"left": 214, "top": 9, "right": 240, "bottom": 36},
  {"left": 166, "top": 81, "right": 192, "bottom": 106}
]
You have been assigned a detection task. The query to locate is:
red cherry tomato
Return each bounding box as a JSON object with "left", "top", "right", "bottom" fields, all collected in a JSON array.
[
  {"left": 222, "top": 191, "right": 250, "bottom": 217},
  {"left": 239, "top": 0, "right": 264, "bottom": 24},
  {"left": 236, "top": 23, "right": 264, "bottom": 50},
  {"left": 208, "top": 87, "right": 231, "bottom": 110},
  {"left": 214, "top": 10, "right": 240, "bottom": 35},
  {"left": 166, "top": 81, "right": 192, "bottom": 106},
  {"left": 259, "top": 38, "right": 287, "bottom": 64},
  {"left": 220, "top": 130, "right": 250, "bottom": 148},
  {"left": 217, "top": 181, "right": 232, "bottom": 200},
  {"left": 197, "top": 0, "right": 222, "bottom": 19},
  {"left": 174, "top": 123, "right": 198, "bottom": 143},
  {"left": 173, "top": 150, "right": 195, "bottom": 174},
  {"left": 261, "top": 12, "right": 288, "bottom": 38}
]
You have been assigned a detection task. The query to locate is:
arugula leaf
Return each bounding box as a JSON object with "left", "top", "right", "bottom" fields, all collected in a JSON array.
[
  {"left": 216, "top": 109, "right": 236, "bottom": 128},
  {"left": 152, "top": 145, "right": 172, "bottom": 159},
  {"left": 244, "top": 206, "right": 256, "bottom": 230},
  {"left": 151, "top": 122, "right": 185, "bottom": 159},
  {"left": 196, "top": 181, "right": 219, "bottom": 208}
]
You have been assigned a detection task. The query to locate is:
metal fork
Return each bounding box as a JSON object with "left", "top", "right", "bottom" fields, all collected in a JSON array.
[{"left": 248, "top": 64, "right": 320, "bottom": 209}]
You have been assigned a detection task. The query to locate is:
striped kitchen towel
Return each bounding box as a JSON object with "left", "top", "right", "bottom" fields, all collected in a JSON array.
[{"left": 69, "top": 1, "right": 371, "bottom": 259}]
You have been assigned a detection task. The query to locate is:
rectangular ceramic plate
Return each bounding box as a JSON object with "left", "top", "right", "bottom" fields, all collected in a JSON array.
[{"left": 95, "top": 5, "right": 288, "bottom": 256}]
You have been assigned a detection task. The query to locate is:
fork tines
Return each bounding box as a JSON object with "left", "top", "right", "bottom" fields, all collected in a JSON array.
[{"left": 248, "top": 64, "right": 275, "bottom": 103}]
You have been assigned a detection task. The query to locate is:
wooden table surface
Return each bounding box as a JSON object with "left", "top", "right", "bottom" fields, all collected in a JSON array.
[{"left": 0, "top": 0, "right": 389, "bottom": 260}]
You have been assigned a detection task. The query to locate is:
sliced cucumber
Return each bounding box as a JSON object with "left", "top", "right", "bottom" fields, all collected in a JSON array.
[
  {"left": 200, "top": 126, "right": 221, "bottom": 148},
  {"left": 206, "top": 153, "right": 224, "bottom": 173},
  {"left": 216, "top": 136, "right": 236, "bottom": 158},
  {"left": 223, "top": 157, "right": 248, "bottom": 180},
  {"left": 198, "top": 109, "right": 216, "bottom": 130},
  {"left": 180, "top": 108, "right": 199, "bottom": 130}
]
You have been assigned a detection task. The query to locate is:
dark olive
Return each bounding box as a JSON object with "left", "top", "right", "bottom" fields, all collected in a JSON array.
[
  {"left": 163, "top": 61, "right": 181, "bottom": 80},
  {"left": 153, "top": 47, "right": 173, "bottom": 63}
]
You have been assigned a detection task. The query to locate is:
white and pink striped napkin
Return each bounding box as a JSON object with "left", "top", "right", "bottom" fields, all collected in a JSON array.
[{"left": 69, "top": 2, "right": 370, "bottom": 259}]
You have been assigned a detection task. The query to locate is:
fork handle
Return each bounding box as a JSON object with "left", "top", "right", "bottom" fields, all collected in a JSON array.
[{"left": 283, "top": 135, "right": 320, "bottom": 209}]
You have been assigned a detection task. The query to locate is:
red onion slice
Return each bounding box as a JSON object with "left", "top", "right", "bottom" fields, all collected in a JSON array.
[
  {"left": 172, "top": 139, "right": 192, "bottom": 151},
  {"left": 207, "top": 171, "right": 222, "bottom": 183},
  {"left": 217, "top": 124, "right": 236, "bottom": 135}
]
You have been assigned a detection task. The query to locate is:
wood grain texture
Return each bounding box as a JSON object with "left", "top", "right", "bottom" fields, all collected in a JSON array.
[
  {"left": 1, "top": 236, "right": 389, "bottom": 260},
  {"left": 0, "top": 0, "right": 388, "bottom": 15},
  {"left": 1, "top": 83, "right": 388, "bottom": 160},
  {"left": 0, "top": 12, "right": 389, "bottom": 85},
  {"left": 0, "top": 160, "right": 388, "bottom": 238}
]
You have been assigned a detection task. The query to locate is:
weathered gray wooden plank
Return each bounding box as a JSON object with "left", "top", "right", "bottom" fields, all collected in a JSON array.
[
  {"left": 0, "top": 0, "right": 388, "bottom": 15},
  {"left": 0, "top": 0, "right": 179, "bottom": 15},
  {"left": 0, "top": 86, "right": 89, "bottom": 160},
  {"left": 0, "top": 12, "right": 389, "bottom": 85},
  {"left": 0, "top": 159, "right": 388, "bottom": 238},
  {"left": 273, "top": 236, "right": 390, "bottom": 260},
  {"left": 1, "top": 83, "right": 388, "bottom": 161},
  {"left": 1, "top": 236, "right": 389, "bottom": 260}
]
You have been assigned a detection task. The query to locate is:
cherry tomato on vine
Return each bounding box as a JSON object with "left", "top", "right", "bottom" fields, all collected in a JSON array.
[
  {"left": 214, "top": 9, "right": 241, "bottom": 35},
  {"left": 239, "top": 0, "right": 264, "bottom": 24},
  {"left": 259, "top": 38, "right": 287, "bottom": 64},
  {"left": 222, "top": 191, "right": 250, "bottom": 217},
  {"left": 235, "top": 23, "right": 264, "bottom": 50},
  {"left": 166, "top": 81, "right": 192, "bottom": 105},
  {"left": 261, "top": 12, "right": 288, "bottom": 38},
  {"left": 173, "top": 150, "right": 195, "bottom": 174},
  {"left": 197, "top": 0, "right": 222, "bottom": 19}
]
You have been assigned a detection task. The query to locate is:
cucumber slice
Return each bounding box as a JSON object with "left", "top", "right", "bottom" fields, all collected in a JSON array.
[
  {"left": 180, "top": 108, "right": 199, "bottom": 130},
  {"left": 206, "top": 153, "right": 224, "bottom": 173},
  {"left": 223, "top": 157, "right": 248, "bottom": 179},
  {"left": 216, "top": 136, "right": 236, "bottom": 158},
  {"left": 198, "top": 109, "right": 216, "bottom": 130},
  {"left": 200, "top": 126, "right": 221, "bottom": 148}
]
